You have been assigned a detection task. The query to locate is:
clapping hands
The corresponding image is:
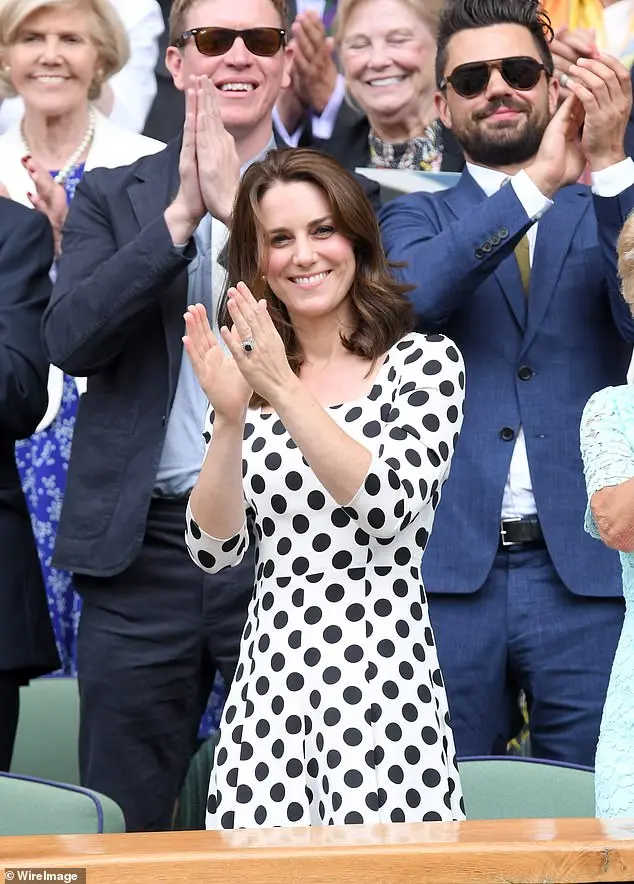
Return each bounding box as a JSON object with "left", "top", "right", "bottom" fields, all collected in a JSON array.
[
  {"left": 166, "top": 75, "right": 241, "bottom": 244},
  {"left": 22, "top": 155, "right": 68, "bottom": 256},
  {"left": 277, "top": 10, "right": 338, "bottom": 126},
  {"left": 184, "top": 282, "right": 296, "bottom": 418},
  {"left": 529, "top": 51, "right": 632, "bottom": 196}
]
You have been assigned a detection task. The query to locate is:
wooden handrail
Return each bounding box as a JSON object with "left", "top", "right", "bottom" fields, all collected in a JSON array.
[{"left": 2, "top": 818, "right": 634, "bottom": 883}]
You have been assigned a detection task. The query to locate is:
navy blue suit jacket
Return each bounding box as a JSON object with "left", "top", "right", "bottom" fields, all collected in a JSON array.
[
  {"left": 0, "top": 198, "right": 59, "bottom": 676},
  {"left": 380, "top": 170, "right": 634, "bottom": 598}
]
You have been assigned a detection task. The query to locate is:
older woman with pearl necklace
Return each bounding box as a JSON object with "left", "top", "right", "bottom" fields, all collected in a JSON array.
[{"left": 0, "top": 0, "right": 164, "bottom": 254}]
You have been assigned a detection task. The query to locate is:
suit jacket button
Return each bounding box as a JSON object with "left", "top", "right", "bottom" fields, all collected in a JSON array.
[
  {"left": 518, "top": 365, "right": 533, "bottom": 381},
  {"left": 474, "top": 247, "right": 484, "bottom": 258},
  {"left": 500, "top": 228, "right": 509, "bottom": 238},
  {"left": 500, "top": 427, "right": 515, "bottom": 441},
  {"left": 482, "top": 242, "right": 493, "bottom": 252},
  {"left": 490, "top": 234, "right": 500, "bottom": 245}
]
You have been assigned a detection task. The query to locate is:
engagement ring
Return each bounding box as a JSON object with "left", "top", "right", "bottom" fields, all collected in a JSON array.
[{"left": 241, "top": 338, "right": 256, "bottom": 353}]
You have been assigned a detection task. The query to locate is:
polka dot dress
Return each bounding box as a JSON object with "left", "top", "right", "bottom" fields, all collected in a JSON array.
[{"left": 186, "top": 332, "right": 466, "bottom": 829}]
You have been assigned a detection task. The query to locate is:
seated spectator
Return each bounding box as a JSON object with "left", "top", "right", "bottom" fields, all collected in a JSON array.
[
  {"left": 0, "top": 0, "right": 164, "bottom": 135},
  {"left": 0, "top": 196, "right": 59, "bottom": 769},
  {"left": 580, "top": 212, "right": 634, "bottom": 818},
  {"left": 0, "top": 0, "right": 164, "bottom": 675},
  {"left": 307, "top": 0, "right": 464, "bottom": 173}
]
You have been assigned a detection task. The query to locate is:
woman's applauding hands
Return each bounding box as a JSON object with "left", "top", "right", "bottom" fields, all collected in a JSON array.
[{"left": 183, "top": 281, "right": 298, "bottom": 416}]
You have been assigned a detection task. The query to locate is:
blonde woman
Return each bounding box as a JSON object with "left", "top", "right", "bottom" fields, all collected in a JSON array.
[
  {"left": 581, "top": 213, "right": 634, "bottom": 818},
  {"left": 0, "top": 0, "right": 164, "bottom": 675},
  {"left": 0, "top": 0, "right": 164, "bottom": 252}
]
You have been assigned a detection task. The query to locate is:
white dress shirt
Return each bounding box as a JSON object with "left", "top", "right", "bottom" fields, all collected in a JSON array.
[
  {"left": 0, "top": 0, "right": 164, "bottom": 135},
  {"left": 466, "top": 157, "right": 634, "bottom": 518}
]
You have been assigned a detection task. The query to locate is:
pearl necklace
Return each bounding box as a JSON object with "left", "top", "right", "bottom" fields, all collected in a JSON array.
[{"left": 21, "top": 107, "right": 96, "bottom": 185}]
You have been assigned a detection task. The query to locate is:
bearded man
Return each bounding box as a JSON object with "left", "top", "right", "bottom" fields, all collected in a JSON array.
[{"left": 380, "top": 0, "right": 634, "bottom": 767}]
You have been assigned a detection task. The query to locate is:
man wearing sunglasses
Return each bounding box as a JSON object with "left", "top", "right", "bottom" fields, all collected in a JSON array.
[
  {"left": 39, "top": 0, "right": 309, "bottom": 833},
  {"left": 381, "top": 0, "right": 634, "bottom": 768}
]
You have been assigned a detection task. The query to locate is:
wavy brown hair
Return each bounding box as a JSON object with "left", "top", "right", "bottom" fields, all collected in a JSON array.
[{"left": 220, "top": 148, "right": 415, "bottom": 407}]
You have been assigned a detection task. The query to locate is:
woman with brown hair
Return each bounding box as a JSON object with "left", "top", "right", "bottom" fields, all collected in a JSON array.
[{"left": 184, "top": 148, "right": 466, "bottom": 829}]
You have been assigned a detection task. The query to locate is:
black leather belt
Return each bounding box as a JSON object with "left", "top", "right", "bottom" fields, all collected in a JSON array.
[{"left": 499, "top": 516, "right": 545, "bottom": 550}]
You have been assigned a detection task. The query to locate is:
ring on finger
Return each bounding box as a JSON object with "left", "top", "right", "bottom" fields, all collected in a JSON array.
[{"left": 241, "top": 338, "right": 256, "bottom": 354}]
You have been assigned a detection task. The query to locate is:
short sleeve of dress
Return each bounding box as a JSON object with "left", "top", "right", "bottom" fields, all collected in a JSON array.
[
  {"left": 580, "top": 386, "right": 634, "bottom": 539},
  {"left": 347, "top": 334, "right": 465, "bottom": 539},
  {"left": 184, "top": 406, "right": 250, "bottom": 574}
]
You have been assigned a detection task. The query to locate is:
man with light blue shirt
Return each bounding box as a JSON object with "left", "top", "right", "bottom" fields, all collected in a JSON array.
[
  {"left": 380, "top": 0, "right": 634, "bottom": 766},
  {"left": 43, "top": 0, "right": 293, "bottom": 833}
]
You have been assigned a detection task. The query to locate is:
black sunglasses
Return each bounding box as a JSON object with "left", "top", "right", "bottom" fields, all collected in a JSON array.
[
  {"left": 174, "top": 26, "right": 286, "bottom": 57},
  {"left": 440, "top": 56, "right": 547, "bottom": 98}
]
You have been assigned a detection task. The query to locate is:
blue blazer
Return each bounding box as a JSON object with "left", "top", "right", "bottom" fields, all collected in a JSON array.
[{"left": 380, "top": 170, "right": 634, "bottom": 598}]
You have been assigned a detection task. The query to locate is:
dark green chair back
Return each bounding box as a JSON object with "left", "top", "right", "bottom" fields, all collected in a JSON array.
[{"left": 173, "top": 733, "right": 219, "bottom": 830}]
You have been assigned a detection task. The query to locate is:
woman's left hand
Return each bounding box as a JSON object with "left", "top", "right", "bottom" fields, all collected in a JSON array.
[
  {"left": 221, "top": 281, "right": 297, "bottom": 403},
  {"left": 22, "top": 155, "right": 68, "bottom": 256}
]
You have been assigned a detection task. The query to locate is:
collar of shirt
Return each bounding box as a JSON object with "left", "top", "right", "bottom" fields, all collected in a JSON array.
[
  {"left": 240, "top": 134, "right": 277, "bottom": 176},
  {"left": 465, "top": 161, "right": 510, "bottom": 197}
]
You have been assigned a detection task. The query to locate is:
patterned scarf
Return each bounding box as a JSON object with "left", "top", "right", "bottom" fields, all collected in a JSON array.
[{"left": 368, "top": 120, "right": 443, "bottom": 172}]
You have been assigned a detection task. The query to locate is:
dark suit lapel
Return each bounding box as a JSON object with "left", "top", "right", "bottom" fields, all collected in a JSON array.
[
  {"left": 521, "top": 185, "right": 590, "bottom": 354},
  {"left": 444, "top": 172, "right": 526, "bottom": 331},
  {"left": 127, "top": 137, "right": 181, "bottom": 229},
  {"left": 127, "top": 138, "right": 188, "bottom": 400}
]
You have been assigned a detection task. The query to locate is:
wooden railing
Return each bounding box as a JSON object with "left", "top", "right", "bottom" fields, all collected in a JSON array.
[{"left": 2, "top": 818, "right": 634, "bottom": 883}]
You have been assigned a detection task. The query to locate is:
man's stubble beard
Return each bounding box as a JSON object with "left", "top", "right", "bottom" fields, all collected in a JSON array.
[{"left": 451, "top": 104, "right": 550, "bottom": 167}]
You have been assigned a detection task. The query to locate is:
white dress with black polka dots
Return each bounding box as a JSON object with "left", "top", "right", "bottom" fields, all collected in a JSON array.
[{"left": 186, "top": 332, "right": 466, "bottom": 829}]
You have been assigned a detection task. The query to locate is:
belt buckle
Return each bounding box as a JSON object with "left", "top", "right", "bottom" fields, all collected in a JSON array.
[{"left": 500, "top": 517, "right": 522, "bottom": 547}]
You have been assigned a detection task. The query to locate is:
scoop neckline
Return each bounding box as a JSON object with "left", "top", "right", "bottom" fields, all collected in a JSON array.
[{"left": 255, "top": 348, "right": 393, "bottom": 417}]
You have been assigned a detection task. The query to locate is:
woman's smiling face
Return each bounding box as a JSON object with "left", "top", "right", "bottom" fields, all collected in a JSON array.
[{"left": 260, "top": 180, "right": 356, "bottom": 325}]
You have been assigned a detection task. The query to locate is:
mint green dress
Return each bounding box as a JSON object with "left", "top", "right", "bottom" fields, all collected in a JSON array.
[{"left": 580, "top": 385, "right": 634, "bottom": 818}]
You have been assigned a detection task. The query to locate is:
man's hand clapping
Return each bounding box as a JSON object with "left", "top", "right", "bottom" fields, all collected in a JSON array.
[
  {"left": 528, "top": 53, "right": 632, "bottom": 196},
  {"left": 165, "top": 75, "right": 241, "bottom": 245},
  {"left": 567, "top": 53, "right": 632, "bottom": 171},
  {"left": 289, "top": 11, "right": 339, "bottom": 115}
]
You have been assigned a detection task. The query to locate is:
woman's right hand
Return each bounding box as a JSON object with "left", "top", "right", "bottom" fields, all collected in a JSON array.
[
  {"left": 22, "top": 155, "right": 68, "bottom": 256},
  {"left": 183, "top": 303, "right": 252, "bottom": 422}
]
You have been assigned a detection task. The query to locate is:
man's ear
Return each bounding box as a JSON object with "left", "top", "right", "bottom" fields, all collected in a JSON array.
[
  {"left": 281, "top": 43, "right": 293, "bottom": 90},
  {"left": 435, "top": 89, "right": 453, "bottom": 129},
  {"left": 165, "top": 46, "right": 186, "bottom": 91}
]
